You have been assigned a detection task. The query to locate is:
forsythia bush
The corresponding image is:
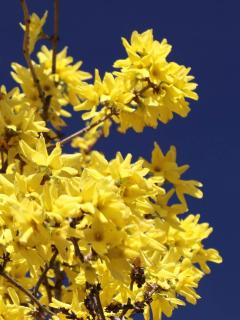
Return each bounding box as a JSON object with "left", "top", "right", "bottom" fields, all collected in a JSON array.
[{"left": 0, "top": 1, "right": 222, "bottom": 319}]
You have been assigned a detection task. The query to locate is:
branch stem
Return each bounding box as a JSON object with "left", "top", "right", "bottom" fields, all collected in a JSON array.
[
  {"left": 33, "top": 247, "right": 58, "bottom": 297},
  {"left": 58, "top": 110, "right": 117, "bottom": 147},
  {"left": 52, "top": 0, "right": 59, "bottom": 74},
  {"left": 94, "top": 288, "right": 106, "bottom": 320},
  {"left": 70, "top": 237, "right": 85, "bottom": 263},
  {"left": 20, "top": 0, "right": 45, "bottom": 106},
  {"left": 0, "top": 270, "right": 55, "bottom": 316}
]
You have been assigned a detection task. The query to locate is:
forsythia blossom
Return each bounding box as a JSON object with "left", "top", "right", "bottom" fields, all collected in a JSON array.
[
  {"left": 0, "top": 4, "right": 221, "bottom": 320},
  {"left": 75, "top": 29, "right": 198, "bottom": 133},
  {"left": 20, "top": 11, "right": 48, "bottom": 54}
]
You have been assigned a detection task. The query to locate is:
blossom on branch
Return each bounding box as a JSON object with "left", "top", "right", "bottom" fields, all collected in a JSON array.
[{"left": 0, "top": 2, "right": 221, "bottom": 320}]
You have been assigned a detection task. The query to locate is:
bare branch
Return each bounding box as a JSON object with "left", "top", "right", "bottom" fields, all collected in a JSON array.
[
  {"left": 85, "top": 284, "right": 106, "bottom": 320},
  {"left": 33, "top": 246, "right": 58, "bottom": 297},
  {"left": 52, "top": 0, "right": 60, "bottom": 74},
  {"left": 20, "top": 0, "right": 45, "bottom": 106},
  {"left": 53, "top": 261, "right": 65, "bottom": 300},
  {"left": 57, "top": 109, "right": 118, "bottom": 147},
  {"left": 70, "top": 237, "right": 85, "bottom": 263},
  {"left": 0, "top": 269, "right": 55, "bottom": 317},
  {"left": 42, "top": 273, "right": 54, "bottom": 304},
  {"left": 94, "top": 285, "right": 106, "bottom": 320},
  {"left": 0, "top": 148, "right": 7, "bottom": 173}
]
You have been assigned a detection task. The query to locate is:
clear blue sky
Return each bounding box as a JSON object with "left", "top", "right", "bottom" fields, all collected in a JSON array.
[{"left": 0, "top": 0, "right": 238, "bottom": 319}]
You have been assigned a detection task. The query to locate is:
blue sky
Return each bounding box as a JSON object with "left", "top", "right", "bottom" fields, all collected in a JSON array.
[{"left": 0, "top": 0, "right": 238, "bottom": 319}]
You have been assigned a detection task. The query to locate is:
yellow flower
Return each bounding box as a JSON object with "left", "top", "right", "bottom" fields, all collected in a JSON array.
[
  {"left": 0, "top": 298, "right": 32, "bottom": 320},
  {"left": 0, "top": 86, "right": 49, "bottom": 167},
  {"left": 144, "top": 142, "right": 203, "bottom": 208},
  {"left": 11, "top": 45, "right": 91, "bottom": 130},
  {"left": 114, "top": 29, "right": 171, "bottom": 71},
  {"left": 74, "top": 69, "right": 102, "bottom": 116},
  {"left": 75, "top": 70, "right": 134, "bottom": 126},
  {"left": 19, "top": 135, "right": 61, "bottom": 169},
  {"left": 83, "top": 218, "right": 125, "bottom": 255},
  {"left": 20, "top": 11, "right": 48, "bottom": 54},
  {"left": 0, "top": 19, "right": 222, "bottom": 320},
  {"left": 113, "top": 29, "right": 198, "bottom": 131},
  {"left": 19, "top": 135, "right": 79, "bottom": 177},
  {"left": 75, "top": 29, "right": 198, "bottom": 134},
  {"left": 11, "top": 61, "right": 72, "bottom": 130},
  {"left": 37, "top": 46, "right": 92, "bottom": 106}
]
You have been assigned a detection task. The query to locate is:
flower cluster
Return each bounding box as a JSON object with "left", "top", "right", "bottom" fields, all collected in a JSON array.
[
  {"left": 76, "top": 29, "right": 198, "bottom": 133},
  {"left": 0, "top": 138, "right": 221, "bottom": 320},
  {"left": 14, "top": 11, "right": 91, "bottom": 130},
  {"left": 0, "top": 4, "right": 221, "bottom": 320}
]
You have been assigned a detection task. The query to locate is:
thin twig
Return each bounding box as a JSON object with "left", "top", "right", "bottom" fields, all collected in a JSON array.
[
  {"left": 0, "top": 270, "right": 55, "bottom": 316},
  {"left": 52, "top": 0, "right": 59, "bottom": 74},
  {"left": 20, "top": 0, "right": 45, "bottom": 106},
  {"left": 58, "top": 110, "right": 117, "bottom": 147},
  {"left": 42, "top": 95, "right": 52, "bottom": 123},
  {"left": 85, "top": 128, "right": 104, "bottom": 154},
  {"left": 59, "top": 307, "right": 82, "bottom": 320},
  {"left": 120, "top": 271, "right": 134, "bottom": 318},
  {"left": 85, "top": 284, "right": 105, "bottom": 320},
  {"left": 0, "top": 149, "right": 7, "bottom": 173},
  {"left": 0, "top": 149, "right": 4, "bottom": 168},
  {"left": 53, "top": 261, "right": 64, "bottom": 300},
  {"left": 42, "top": 274, "right": 54, "bottom": 303},
  {"left": 33, "top": 247, "right": 58, "bottom": 297},
  {"left": 94, "top": 286, "right": 106, "bottom": 320},
  {"left": 70, "top": 237, "right": 85, "bottom": 263}
]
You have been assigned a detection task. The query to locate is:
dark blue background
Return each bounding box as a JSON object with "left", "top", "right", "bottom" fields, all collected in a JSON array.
[{"left": 0, "top": 1, "right": 238, "bottom": 319}]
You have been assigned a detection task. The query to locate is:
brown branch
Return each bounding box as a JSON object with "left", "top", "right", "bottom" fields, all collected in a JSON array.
[
  {"left": 129, "top": 77, "right": 164, "bottom": 108},
  {"left": 20, "top": 0, "right": 53, "bottom": 122},
  {"left": 59, "top": 309, "right": 80, "bottom": 319},
  {"left": 85, "top": 284, "right": 105, "bottom": 320},
  {"left": 57, "top": 109, "right": 117, "bottom": 147},
  {"left": 20, "top": 0, "right": 45, "bottom": 106},
  {"left": 42, "top": 95, "right": 52, "bottom": 123},
  {"left": 85, "top": 128, "right": 104, "bottom": 154},
  {"left": 106, "top": 284, "right": 161, "bottom": 319},
  {"left": 70, "top": 237, "right": 85, "bottom": 263},
  {"left": 33, "top": 247, "right": 58, "bottom": 297},
  {"left": 0, "top": 252, "right": 11, "bottom": 269},
  {"left": 42, "top": 273, "right": 54, "bottom": 304},
  {"left": 70, "top": 237, "right": 97, "bottom": 264},
  {"left": 0, "top": 149, "right": 4, "bottom": 169},
  {"left": 94, "top": 285, "right": 106, "bottom": 320},
  {"left": 52, "top": 0, "right": 59, "bottom": 74},
  {"left": 0, "top": 269, "right": 55, "bottom": 317},
  {"left": 53, "top": 261, "right": 64, "bottom": 300},
  {"left": 0, "top": 149, "right": 7, "bottom": 173}
]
